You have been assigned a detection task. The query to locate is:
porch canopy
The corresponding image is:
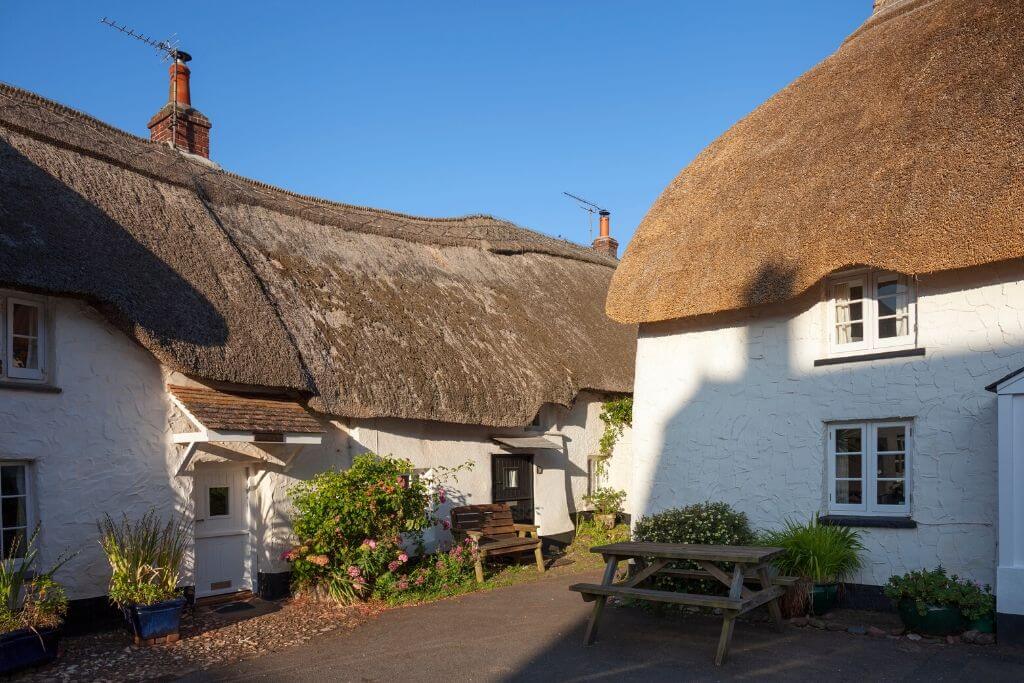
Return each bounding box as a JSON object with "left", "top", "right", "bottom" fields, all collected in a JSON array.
[
  {"left": 169, "top": 384, "right": 324, "bottom": 475},
  {"left": 491, "top": 435, "right": 563, "bottom": 450}
]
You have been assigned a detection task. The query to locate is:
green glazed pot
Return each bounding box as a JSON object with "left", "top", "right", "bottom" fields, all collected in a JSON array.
[
  {"left": 811, "top": 583, "right": 839, "bottom": 615},
  {"left": 898, "top": 599, "right": 965, "bottom": 636}
]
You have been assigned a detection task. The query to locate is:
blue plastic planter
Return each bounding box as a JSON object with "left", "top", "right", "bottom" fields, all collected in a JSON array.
[
  {"left": 124, "top": 597, "right": 186, "bottom": 640},
  {"left": 0, "top": 627, "right": 59, "bottom": 674}
]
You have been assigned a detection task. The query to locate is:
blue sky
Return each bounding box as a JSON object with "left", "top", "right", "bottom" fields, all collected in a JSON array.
[{"left": 0, "top": 2, "right": 868, "bottom": 248}]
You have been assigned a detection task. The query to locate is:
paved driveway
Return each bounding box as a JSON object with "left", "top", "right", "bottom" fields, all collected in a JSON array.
[{"left": 184, "top": 570, "right": 1024, "bottom": 682}]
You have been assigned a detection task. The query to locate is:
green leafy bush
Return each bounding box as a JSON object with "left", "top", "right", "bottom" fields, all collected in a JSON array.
[
  {"left": 884, "top": 567, "right": 995, "bottom": 620},
  {"left": 583, "top": 487, "right": 627, "bottom": 516},
  {"left": 98, "top": 510, "right": 190, "bottom": 607},
  {"left": 373, "top": 539, "right": 479, "bottom": 604},
  {"left": 0, "top": 527, "right": 73, "bottom": 634},
  {"left": 760, "top": 518, "right": 864, "bottom": 584},
  {"left": 597, "top": 397, "right": 633, "bottom": 459},
  {"left": 286, "top": 453, "right": 468, "bottom": 603},
  {"left": 633, "top": 502, "right": 755, "bottom": 546}
]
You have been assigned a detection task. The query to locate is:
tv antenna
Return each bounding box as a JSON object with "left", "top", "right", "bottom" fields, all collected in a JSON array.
[
  {"left": 100, "top": 17, "right": 184, "bottom": 148},
  {"left": 562, "top": 191, "right": 607, "bottom": 242}
]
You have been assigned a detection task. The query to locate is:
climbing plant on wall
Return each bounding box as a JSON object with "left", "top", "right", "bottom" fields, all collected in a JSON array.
[{"left": 595, "top": 396, "right": 633, "bottom": 478}]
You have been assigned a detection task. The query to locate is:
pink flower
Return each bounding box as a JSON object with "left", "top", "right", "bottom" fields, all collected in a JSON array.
[
  {"left": 388, "top": 560, "right": 401, "bottom": 572},
  {"left": 280, "top": 549, "right": 295, "bottom": 561},
  {"left": 347, "top": 565, "right": 361, "bottom": 578},
  {"left": 414, "top": 575, "right": 426, "bottom": 586},
  {"left": 442, "top": 520, "right": 451, "bottom": 530},
  {"left": 309, "top": 554, "right": 329, "bottom": 567},
  {"left": 438, "top": 487, "right": 447, "bottom": 504},
  {"left": 361, "top": 538, "right": 377, "bottom": 550},
  {"left": 397, "top": 579, "right": 410, "bottom": 591},
  {"left": 398, "top": 552, "right": 409, "bottom": 563},
  {"left": 436, "top": 559, "right": 445, "bottom": 570},
  {"left": 397, "top": 476, "right": 408, "bottom": 489}
]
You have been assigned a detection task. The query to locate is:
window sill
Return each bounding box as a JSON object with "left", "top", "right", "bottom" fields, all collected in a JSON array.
[
  {"left": 0, "top": 380, "right": 61, "bottom": 394},
  {"left": 814, "top": 347, "right": 926, "bottom": 367},
  {"left": 819, "top": 515, "right": 916, "bottom": 529}
]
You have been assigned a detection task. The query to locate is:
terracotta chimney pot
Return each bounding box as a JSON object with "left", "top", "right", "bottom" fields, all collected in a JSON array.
[
  {"left": 592, "top": 210, "right": 618, "bottom": 259},
  {"left": 147, "top": 50, "right": 212, "bottom": 158}
]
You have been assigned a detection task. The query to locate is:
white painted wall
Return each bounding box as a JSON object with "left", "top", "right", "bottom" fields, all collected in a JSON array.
[
  {"left": 1, "top": 295, "right": 628, "bottom": 598},
  {"left": 631, "top": 262, "right": 1024, "bottom": 587}
]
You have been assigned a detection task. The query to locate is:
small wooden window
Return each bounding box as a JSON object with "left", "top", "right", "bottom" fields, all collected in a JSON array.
[
  {"left": 5, "top": 298, "right": 45, "bottom": 381},
  {"left": 1, "top": 464, "right": 30, "bottom": 559},
  {"left": 827, "top": 422, "right": 911, "bottom": 516},
  {"left": 828, "top": 271, "right": 914, "bottom": 356}
]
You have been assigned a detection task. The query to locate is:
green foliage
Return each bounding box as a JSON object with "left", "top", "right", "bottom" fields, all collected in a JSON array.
[
  {"left": 759, "top": 518, "right": 864, "bottom": 584},
  {"left": 633, "top": 502, "right": 755, "bottom": 596},
  {"left": 583, "top": 487, "right": 627, "bottom": 516},
  {"left": 286, "top": 453, "right": 470, "bottom": 603},
  {"left": 633, "top": 502, "right": 755, "bottom": 546},
  {"left": 597, "top": 396, "right": 633, "bottom": 460},
  {"left": 0, "top": 527, "right": 73, "bottom": 634},
  {"left": 884, "top": 567, "right": 995, "bottom": 620},
  {"left": 373, "top": 539, "right": 479, "bottom": 604},
  {"left": 98, "top": 510, "right": 191, "bottom": 608},
  {"left": 569, "top": 518, "right": 630, "bottom": 555}
]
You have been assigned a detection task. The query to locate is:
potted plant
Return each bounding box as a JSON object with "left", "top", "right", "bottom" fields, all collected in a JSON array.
[
  {"left": 99, "top": 510, "right": 191, "bottom": 644},
  {"left": 583, "top": 488, "right": 627, "bottom": 529},
  {"left": 761, "top": 517, "right": 864, "bottom": 615},
  {"left": 0, "top": 528, "right": 74, "bottom": 675},
  {"left": 885, "top": 567, "right": 992, "bottom": 636}
]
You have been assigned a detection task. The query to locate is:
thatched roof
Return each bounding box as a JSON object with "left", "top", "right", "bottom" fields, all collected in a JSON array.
[
  {"left": 607, "top": 0, "right": 1024, "bottom": 324},
  {"left": 0, "top": 83, "right": 635, "bottom": 426}
]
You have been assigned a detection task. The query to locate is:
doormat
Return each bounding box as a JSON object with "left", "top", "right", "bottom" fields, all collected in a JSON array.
[{"left": 215, "top": 602, "right": 257, "bottom": 614}]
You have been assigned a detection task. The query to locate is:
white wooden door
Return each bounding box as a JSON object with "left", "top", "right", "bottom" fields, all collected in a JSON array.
[{"left": 193, "top": 465, "right": 252, "bottom": 598}]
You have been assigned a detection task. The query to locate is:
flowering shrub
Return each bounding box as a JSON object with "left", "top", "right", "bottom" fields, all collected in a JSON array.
[
  {"left": 374, "top": 539, "right": 479, "bottom": 604},
  {"left": 285, "top": 453, "right": 470, "bottom": 603},
  {"left": 286, "top": 454, "right": 432, "bottom": 602},
  {"left": 884, "top": 567, "right": 995, "bottom": 621}
]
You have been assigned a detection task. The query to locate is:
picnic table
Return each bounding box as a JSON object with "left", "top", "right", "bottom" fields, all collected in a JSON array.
[{"left": 569, "top": 542, "right": 790, "bottom": 665}]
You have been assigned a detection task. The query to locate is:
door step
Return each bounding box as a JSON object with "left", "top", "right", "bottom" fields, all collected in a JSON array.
[{"left": 196, "top": 589, "right": 254, "bottom": 607}]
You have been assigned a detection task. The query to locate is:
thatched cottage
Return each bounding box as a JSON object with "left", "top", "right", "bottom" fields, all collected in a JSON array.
[
  {"left": 0, "top": 56, "right": 635, "bottom": 610},
  {"left": 607, "top": 0, "right": 1024, "bottom": 640}
]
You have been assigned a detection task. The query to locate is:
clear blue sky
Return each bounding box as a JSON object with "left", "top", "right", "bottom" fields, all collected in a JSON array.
[{"left": 0, "top": 1, "right": 868, "bottom": 248}]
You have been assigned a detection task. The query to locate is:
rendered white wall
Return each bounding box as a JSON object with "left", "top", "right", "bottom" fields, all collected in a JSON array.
[{"left": 631, "top": 262, "right": 1024, "bottom": 587}]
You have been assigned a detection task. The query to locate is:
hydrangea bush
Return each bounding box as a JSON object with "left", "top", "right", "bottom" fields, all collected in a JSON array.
[
  {"left": 285, "top": 453, "right": 470, "bottom": 603},
  {"left": 374, "top": 538, "right": 479, "bottom": 604}
]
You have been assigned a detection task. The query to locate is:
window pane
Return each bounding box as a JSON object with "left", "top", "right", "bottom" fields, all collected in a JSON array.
[
  {"left": 836, "top": 480, "right": 862, "bottom": 505},
  {"left": 11, "top": 336, "right": 39, "bottom": 370},
  {"left": 877, "top": 426, "right": 906, "bottom": 452},
  {"left": 849, "top": 302, "right": 863, "bottom": 322},
  {"left": 849, "top": 322, "right": 863, "bottom": 342},
  {"left": 0, "top": 466, "right": 25, "bottom": 496},
  {"left": 877, "top": 279, "right": 899, "bottom": 298},
  {"left": 877, "top": 480, "right": 906, "bottom": 506},
  {"left": 208, "top": 486, "right": 229, "bottom": 517},
  {"left": 877, "top": 454, "right": 906, "bottom": 478},
  {"left": 1, "top": 497, "right": 26, "bottom": 528},
  {"left": 506, "top": 469, "right": 519, "bottom": 488},
  {"left": 836, "top": 454, "right": 862, "bottom": 478},
  {"left": 11, "top": 303, "right": 38, "bottom": 337},
  {"left": 2, "top": 528, "right": 26, "bottom": 559},
  {"left": 835, "top": 428, "right": 862, "bottom": 454},
  {"left": 849, "top": 285, "right": 863, "bottom": 300}
]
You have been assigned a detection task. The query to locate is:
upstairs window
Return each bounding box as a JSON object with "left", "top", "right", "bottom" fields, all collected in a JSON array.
[
  {"left": 1, "top": 295, "right": 47, "bottom": 383},
  {"left": 829, "top": 271, "right": 914, "bottom": 355}
]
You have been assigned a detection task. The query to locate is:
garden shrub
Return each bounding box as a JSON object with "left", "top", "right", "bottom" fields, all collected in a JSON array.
[
  {"left": 286, "top": 453, "right": 468, "bottom": 603},
  {"left": 633, "top": 501, "right": 755, "bottom": 595},
  {"left": 373, "top": 538, "right": 479, "bottom": 604},
  {"left": 884, "top": 567, "right": 995, "bottom": 621}
]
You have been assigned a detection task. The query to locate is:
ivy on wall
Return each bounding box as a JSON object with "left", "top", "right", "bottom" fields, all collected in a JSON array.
[{"left": 595, "top": 396, "right": 633, "bottom": 479}]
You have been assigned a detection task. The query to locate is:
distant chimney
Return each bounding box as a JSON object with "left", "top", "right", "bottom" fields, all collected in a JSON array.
[
  {"left": 592, "top": 210, "right": 618, "bottom": 259},
  {"left": 147, "top": 51, "right": 212, "bottom": 158}
]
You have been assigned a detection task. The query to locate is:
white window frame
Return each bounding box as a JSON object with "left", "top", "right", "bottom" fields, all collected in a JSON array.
[
  {"left": 827, "top": 270, "right": 916, "bottom": 357},
  {"left": 827, "top": 421, "right": 912, "bottom": 516},
  {"left": 0, "top": 461, "right": 35, "bottom": 563},
  {"left": 3, "top": 295, "right": 47, "bottom": 382}
]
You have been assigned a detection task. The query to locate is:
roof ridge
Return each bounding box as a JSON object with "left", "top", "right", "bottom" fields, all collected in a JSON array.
[{"left": 0, "top": 81, "right": 614, "bottom": 267}]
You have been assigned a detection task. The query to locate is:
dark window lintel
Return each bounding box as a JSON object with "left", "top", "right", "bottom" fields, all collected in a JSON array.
[
  {"left": 814, "top": 347, "right": 926, "bottom": 367},
  {"left": 818, "top": 515, "right": 917, "bottom": 529}
]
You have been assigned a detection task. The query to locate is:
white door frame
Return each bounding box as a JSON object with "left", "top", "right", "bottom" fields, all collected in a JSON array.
[{"left": 193, "top": 462, "right": 256, "bottom": 598}]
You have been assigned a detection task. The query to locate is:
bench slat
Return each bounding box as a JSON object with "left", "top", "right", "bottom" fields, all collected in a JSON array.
[
  {"left": 656, "top": 568, "right": 799, "bottom": 586},
  {"left": 569, "top": 583, "right": 743, "bottom": 611}
]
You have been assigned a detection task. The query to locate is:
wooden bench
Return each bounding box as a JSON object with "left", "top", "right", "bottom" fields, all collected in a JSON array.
[{"left": 450, "top": 503, "right": 545, "bottom": 582}]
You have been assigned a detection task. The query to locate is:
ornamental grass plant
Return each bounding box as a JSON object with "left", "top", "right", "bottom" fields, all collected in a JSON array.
[
  {"left": 0, "top": 527, "right": 73, "bottom": 634},
  {"left": 760, "top": 517, "right": 864, "bottom": 584},
  {"left": 98, "top": 510, "right": 191, "bottom": 608}
]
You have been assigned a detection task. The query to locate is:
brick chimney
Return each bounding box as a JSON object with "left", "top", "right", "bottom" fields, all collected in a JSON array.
[
  {"left": 592, "top": 210, "right": 618, "bottom": 259},
  {"left": 147, "top": 51, "right": 212, "bottom": 158}
]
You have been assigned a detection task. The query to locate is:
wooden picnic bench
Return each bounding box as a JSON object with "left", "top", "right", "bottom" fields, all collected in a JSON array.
[
  {"left": 450, "top": 503, "right": 545, "bottom": 583},
  {"left": 569, "top": 542, "right": 791, "bottom": 665}
]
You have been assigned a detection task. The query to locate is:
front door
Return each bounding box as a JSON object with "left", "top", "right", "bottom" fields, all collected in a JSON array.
[
  {"left": 193, "top": 464, "right": 252, "bottom": 598},
  {"left": 492, "top": 454, "right": 534, "bottom": 524}
]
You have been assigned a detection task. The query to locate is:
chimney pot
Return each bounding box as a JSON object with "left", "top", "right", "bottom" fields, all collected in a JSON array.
[{"left": 592, "top": 210, "right": 618, "bottom": 259}]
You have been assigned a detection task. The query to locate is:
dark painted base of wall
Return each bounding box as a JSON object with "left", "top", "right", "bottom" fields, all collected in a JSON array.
[
  {"left": 997, "top": 612, "right": 1024, "bottom": 646},
  {"left": 839, "top": 583, "right": 892, "bottom": 611},
  {"left": 257, "top": 571, "right": 292, "bottom": 600},
  {"left": 64, "top": 586, "right": 196, "bottom": 636}
]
